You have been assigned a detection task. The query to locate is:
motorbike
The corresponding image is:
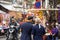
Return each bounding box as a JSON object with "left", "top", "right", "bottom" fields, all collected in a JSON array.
[{"left": 6, "top": 25, "right": 18, "bottom": 40}]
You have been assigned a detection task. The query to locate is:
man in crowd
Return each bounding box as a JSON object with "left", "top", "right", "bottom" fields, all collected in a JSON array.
[
  {"left": 8, "top": 19, "right": 18, "bottom": 40},
  {"left": 20, "top": 16, "right": 33, "bottom": 40},
  {"left": 32, "top": 17, "right": 46, "bottom": 40}
]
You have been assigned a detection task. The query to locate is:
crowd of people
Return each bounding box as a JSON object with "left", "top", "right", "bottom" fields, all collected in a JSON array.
[
  {"left": 0, "top": 15, "right": 60, "bottom": 40},
  {"left": 19, "top": 16, "right": 59, "bottom": 40},
  {"left": 16, "top": 16, "right": 59, "bottom": 40}
]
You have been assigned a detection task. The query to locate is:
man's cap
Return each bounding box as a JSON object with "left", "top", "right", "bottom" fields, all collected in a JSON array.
[{"left": 27, "top": 16, "right": 33, "bottom": 20}]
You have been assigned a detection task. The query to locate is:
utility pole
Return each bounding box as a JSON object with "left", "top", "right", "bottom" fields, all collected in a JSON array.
[
  {"left": 53, "top": 0, "right": 57, "bottom": 20},
  {"left": 45, "top": 0, "right": 49, "bottom": 9},
  {"left": 41, "top": 0, "right": 42, "bottom": 9}
]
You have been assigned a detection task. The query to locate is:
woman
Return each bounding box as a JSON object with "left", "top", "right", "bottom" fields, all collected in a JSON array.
[
  {"left": 52, "top": 24, "right": 58, "bottom": 40},
  {"left": 32, "top": 18, "right": 45, "bottom": 40},
  {"left": 46, "top": 27, "right": 52, "bottom": 40}
]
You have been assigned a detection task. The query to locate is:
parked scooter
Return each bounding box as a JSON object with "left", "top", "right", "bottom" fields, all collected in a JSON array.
[{"left": 6, "top": 25, "right": 18, "bottom": 40}]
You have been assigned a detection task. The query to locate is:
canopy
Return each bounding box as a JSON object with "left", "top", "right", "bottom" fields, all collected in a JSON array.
[{"left": 0, "top": 10, "right": 6, "bottom": 14}]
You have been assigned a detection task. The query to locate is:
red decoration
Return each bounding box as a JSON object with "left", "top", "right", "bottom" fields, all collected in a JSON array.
[{"left": 36, "top": 0, "right": 39, "bottom": 1}]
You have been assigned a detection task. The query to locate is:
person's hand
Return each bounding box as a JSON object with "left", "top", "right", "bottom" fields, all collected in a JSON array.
[
  {"left": 31, "top": 35, "right": 33, "bottom": 40},
  {"left": 52, "top": 34, "right": 55, "bottom": 36}
]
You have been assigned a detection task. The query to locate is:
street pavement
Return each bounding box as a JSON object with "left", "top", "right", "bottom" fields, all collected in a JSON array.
[
  {"left": 0, "top": 36, "right": 6, "bottom": 40},
  {"left": 0, "top": 36, "right": 60, "bottom": 40},
  {"left": 0, "top": 37, "right": 6, "bottom": 40},
  {"left": 0, "top": 35, "right": 20, "bottom": 40}
]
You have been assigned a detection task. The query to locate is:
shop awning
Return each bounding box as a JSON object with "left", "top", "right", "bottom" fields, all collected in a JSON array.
[
  {"left": 0, "top": 5, "right": 9, "bottom": 13},
  {"left": 0, "top": 4, "right": 23, "bottom": 12},
  {"left": 0, "top": 10, "right": 6, "bottom": 14},
  {"left": 0, "top": 4, "right": 16, "bottom": 11}
]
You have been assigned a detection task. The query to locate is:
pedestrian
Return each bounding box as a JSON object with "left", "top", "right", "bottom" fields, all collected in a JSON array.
[
  {"left": 46, "top": 27, "right": 52, "bottom": 40},
  {"left": 31, "top": 17, "right": 46, "bottom": 40},
  {"left": 52, "top": 24, "right": 58, "bottom": 40},
  {"left": 19, "top": 18, "right": 25, "bottom": 25},
  {"left": 9, "top": 19, "right": 18, "bottom": 40},
  {"left": 20, "top": 16, "right": 33, "bottom": 40}
]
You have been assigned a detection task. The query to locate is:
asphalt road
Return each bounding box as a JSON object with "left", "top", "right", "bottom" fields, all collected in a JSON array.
[
  {"left": 0, "top": 36, "right": 6, "bottom": 40},
  {"left": 0, "top": 36, "right": 60, "bottom": 40},
  {"left": 0, "top": 37, "right": 6, "bottom": 40},
  {"left": 0, "top": 35, "right": 20, "bottom": 40}
]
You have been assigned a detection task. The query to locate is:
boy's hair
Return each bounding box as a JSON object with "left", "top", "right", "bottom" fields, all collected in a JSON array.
[{"left": 27, "top": 16, "right": 33, "bottom": 20}]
